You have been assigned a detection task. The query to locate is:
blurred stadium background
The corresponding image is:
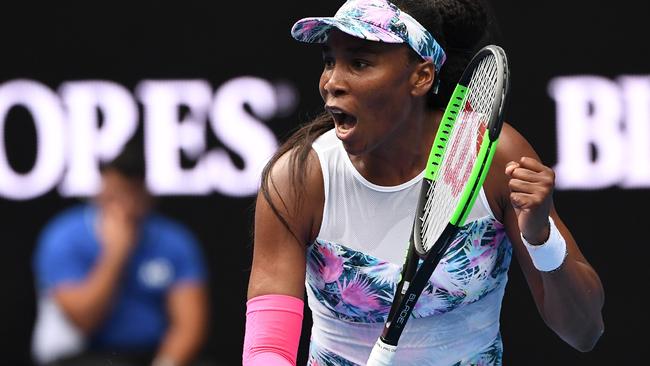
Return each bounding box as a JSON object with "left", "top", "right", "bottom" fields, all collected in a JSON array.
[{"left": 0, "top": 1, "right": 646, "bottom": 364}]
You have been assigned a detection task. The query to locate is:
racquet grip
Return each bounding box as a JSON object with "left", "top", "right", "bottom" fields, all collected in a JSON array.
[{"left": 366, "top": 338, "right": 397, "bottom": 366}]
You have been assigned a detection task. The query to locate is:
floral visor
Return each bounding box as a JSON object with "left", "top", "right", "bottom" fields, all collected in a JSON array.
[{"left": 291, "top": 0, "right": 447, "bottom": 73}]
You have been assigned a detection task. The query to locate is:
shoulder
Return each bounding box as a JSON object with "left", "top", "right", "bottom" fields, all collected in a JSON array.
[
  {"left": 491, "top": 122, "right": 543, "bottom": 171},
  {"left": 38, "top": 204, "right": 91, "bottom": 244},
  {"left": 271, "top": 128, "right": 333, "bottom": 178},
  {"left": 34, "top": 204, "right": 93, "bottom": 266},
  {"left": 145, "top": 213, "right": 200, "bottom": 246},
  {"left": 493, "top": 122, "right": 546, "bottom": 176},
  {"left": 484, "top": 122, "right": 543, "bottom": 218},
  {"left": 45, "top": 204, "right": 88, "bottom": 227},
  {"left": 266, "top": 143, "right": 324, "bottom": 198},
  {"left": 259, "top": 143, "right": 325, "bottom": 243},
  {"left": 263, "top": 126, "right": 334, "bottom": 199},
  {"left": 312, "top": 128, "right": 339, "bottom": 153}
]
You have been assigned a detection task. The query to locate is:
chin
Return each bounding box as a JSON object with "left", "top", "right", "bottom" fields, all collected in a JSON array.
[{"left": 341, "top": 140, "right": 367, "bottom": 157}]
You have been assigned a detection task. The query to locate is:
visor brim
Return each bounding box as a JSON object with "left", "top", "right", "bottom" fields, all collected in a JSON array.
[{"left": 291, "top": 17, "right": 404, "bottom": 45}]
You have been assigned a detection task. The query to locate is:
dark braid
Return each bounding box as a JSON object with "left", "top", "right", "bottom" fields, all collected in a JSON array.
[
  {"left": 394, "top": 0, "right": 489, "bottom": 109},
  {"left": 433, "top": 0, "right": 489, "bottom": 108}
]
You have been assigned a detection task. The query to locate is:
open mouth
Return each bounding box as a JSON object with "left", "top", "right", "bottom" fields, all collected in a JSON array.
[{"left": 327, "top": 106, "right": 357, "bottom": 132}]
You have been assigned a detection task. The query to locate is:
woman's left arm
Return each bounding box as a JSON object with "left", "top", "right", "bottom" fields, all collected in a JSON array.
[{"left": 497, "top": 123, "right": 604, "bottom": 352}]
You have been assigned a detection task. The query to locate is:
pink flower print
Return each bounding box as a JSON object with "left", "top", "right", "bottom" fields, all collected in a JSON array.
[
  {"left": 430, "top": 261, "right": 465, "bottom": 298},
  {"left": 360, "top": 4, "right": 395, "bottom": 28},
  {"left": 337, "top": 274, "right": 380, "bottom": 312},
  {"left": 467, "top": 227, "right": 506, "bottom": 268},
  {"left": 300, "top": 21, "right": 319, "bottom": 34},
  {"left": 319, "top": 245, "right": 344, "bottom": 283},
  {"left": 467, "top": 238, "right": 495, "bottom": 268}
]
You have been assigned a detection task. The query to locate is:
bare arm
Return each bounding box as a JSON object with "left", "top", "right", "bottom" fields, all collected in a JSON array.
[
  {"left": 243, "top": 148, "right": 323, "bottom": 366},
  {"left": 497, "top": 123, "right": 605, "bottom": 351},
  {"left": 153, "top": 283, "right": 209, "bottom": 366},
  {"left": 54, "top": 203, "right": 137, "bottom": 333},
  {"left": 247, "top": 149, "right": 324, "bottom": 300}
]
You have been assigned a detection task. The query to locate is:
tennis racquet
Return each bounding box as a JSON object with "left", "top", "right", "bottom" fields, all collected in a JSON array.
[{"left": 366, "top": 44, "right": 510, "bottom": 366}]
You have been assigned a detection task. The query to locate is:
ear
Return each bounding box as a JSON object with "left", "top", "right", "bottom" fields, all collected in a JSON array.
[{"left": 410, "top": 60, "right": 435, "bottom": 97}]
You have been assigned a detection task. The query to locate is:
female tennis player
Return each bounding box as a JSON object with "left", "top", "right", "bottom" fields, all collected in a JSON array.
[{"left": 243, "top": 0, "right": 604, "bottom": 365}]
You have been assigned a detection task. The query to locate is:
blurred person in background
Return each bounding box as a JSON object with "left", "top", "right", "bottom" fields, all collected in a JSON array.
[{"left": 31, "top": 142, "right": 209, "bottom": 366}]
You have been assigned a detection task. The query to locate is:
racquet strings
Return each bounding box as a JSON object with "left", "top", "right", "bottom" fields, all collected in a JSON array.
[{"left": 420, "top": 55, "right": 499, "bottom": 253}]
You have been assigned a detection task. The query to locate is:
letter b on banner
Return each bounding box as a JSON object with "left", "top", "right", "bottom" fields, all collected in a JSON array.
[{"left": 549, "top": 75, "right": 650, "bottom": 189}]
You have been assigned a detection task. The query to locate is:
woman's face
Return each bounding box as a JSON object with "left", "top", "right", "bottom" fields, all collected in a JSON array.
[{"left": 319, "top": 29, "right": 424, "bottom": 156}]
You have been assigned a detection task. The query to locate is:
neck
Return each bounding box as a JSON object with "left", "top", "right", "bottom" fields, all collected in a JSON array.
[{"left": 350, "top": 108, "right": 443, "bottom": 186}]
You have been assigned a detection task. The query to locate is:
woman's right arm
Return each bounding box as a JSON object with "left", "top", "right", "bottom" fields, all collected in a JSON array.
[
  {"left": 248, "top": 148, "right": 323, "bottom": 298},
  {"left": 244, "top": 149, "right": 324, "bottom": 366}
]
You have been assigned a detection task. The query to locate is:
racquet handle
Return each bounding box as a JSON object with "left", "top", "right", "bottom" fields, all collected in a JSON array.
[{"left": 366, "top": 338, "right": 397, "bottom": 366}]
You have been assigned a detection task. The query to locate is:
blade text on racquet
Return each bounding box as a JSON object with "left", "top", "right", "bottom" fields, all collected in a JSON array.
[{"left": 367, "top": 44, "right": 510, "bottom": 366}]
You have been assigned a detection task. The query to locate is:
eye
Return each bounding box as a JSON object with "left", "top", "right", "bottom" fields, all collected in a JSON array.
[
  {"left": 352, "top": 59, "right": 370, "bottom": 70},
  {"left": 322, "top": 56, "right": 335, "bottom": 69}
]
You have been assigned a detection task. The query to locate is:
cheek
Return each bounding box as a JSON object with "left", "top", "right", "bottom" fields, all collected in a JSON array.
[
  {"left": 363, "top": 87, "right": 405, "bottom": 118},
  {"left": 362, "top": 90, "right": 412, "bottom": 137},
  {"left": 318, "top": 72, "right": 328, "bottom": 100},
  {"left": 360, "top": 71, "right": 410, "bottom": 109}
]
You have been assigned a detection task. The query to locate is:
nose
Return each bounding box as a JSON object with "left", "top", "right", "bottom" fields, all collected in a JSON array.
[{"left": 321, "top": 65, "right": 347, "bottom": 99}]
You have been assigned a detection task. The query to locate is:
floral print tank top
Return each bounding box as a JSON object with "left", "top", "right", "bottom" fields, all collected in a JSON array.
[{"left": 307, "top": 130, "right": 513, "bottom": 365}]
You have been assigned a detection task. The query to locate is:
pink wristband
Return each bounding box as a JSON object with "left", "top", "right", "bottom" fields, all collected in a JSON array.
[{"left": 242, "top": 294, "right": 304, "bottom": 366}]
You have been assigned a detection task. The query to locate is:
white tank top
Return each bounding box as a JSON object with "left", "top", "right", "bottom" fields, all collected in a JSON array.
[{"left": 306, "top": 129, "right": 513, "bottom": 365}]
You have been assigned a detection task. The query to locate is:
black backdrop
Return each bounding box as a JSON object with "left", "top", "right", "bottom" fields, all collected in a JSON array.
[{"left": 0, "top": 1, "right": 647, "bottom": 365}]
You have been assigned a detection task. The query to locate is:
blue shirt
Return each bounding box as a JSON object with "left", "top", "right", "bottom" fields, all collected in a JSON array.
[{"left": 33, "top": 204, "right": 206, "bottom": 352}]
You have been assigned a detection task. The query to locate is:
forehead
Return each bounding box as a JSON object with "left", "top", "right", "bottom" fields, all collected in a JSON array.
[{"left": 323, "top": 29, "right": 407, "bottom": 56}]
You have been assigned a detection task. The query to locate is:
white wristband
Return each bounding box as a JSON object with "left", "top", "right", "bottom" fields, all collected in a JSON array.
[{"left": 521, "top": 216, "right": 568, "bottom": 272}]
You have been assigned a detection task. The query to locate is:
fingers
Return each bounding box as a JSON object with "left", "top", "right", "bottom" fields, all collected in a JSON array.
[
  {"left": 99, "top": 201, "right": 139, "bottom": 255},
  {"left": 506, "top": 157, "right": 555, "bottom": 210},
  {"left": 509, "top": 191, "right": 547, "bottom": 210},
  {"left": 509, "top": 176, "right": 552, "bottom": 210},
  {"left": 504, "top": 161, "right": 519, "bottom": 177},
  {"left": 505, "top": 157, "right": 555, "bottom": 183},
  {"left": 506, "top": 157, "right": 552, "bottom": 175},
  {"left": 508, "top": 176, "right": 554, "bottom": 194}
]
